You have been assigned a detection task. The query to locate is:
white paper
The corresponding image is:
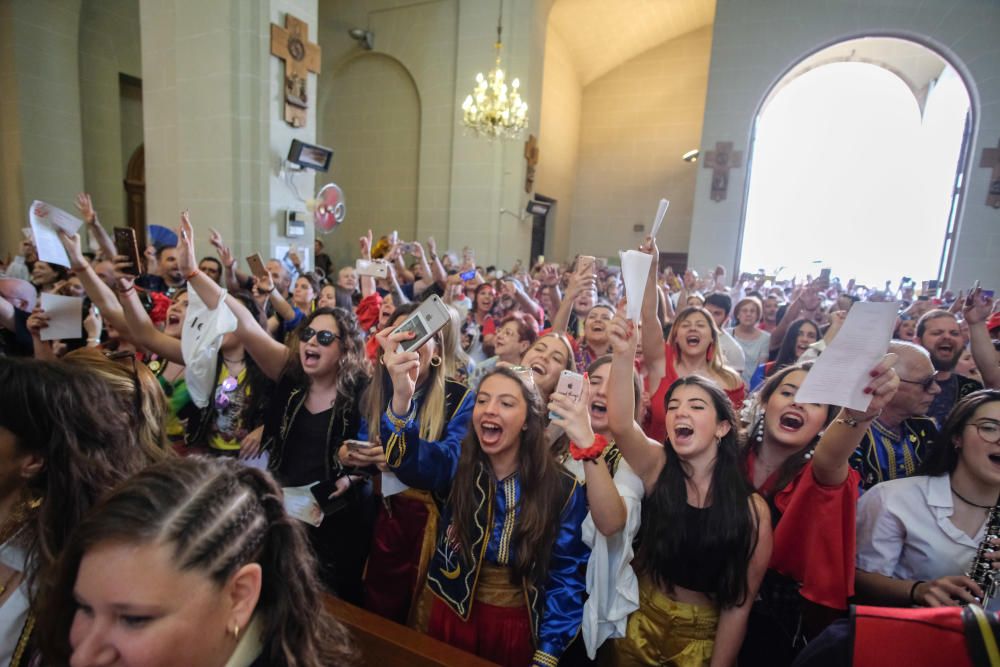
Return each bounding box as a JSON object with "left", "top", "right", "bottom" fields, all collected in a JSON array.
[
  {"left": 794, "top": 301, "right": 898, "bottom": 411},
  {"left": 282, "top": 483, "right": 323, "bottom": 527},
  {"left": 649, "top": 198, "right": 670, "bottom": 239},
  {"left": 29, "top": 201, "right": 78, "bottom": 267},
  {"left": 619, "top": 250, "right": 653, "bottom": 321},
  {"left": 381, "top": 471, "right": 409, "bottom": 497},
  {"left": 39, "top": 293, "right": 83, "bottom": 341}
]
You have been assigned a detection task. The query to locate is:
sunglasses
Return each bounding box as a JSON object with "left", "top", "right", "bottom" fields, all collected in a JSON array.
[
  {"left": 105, "top": 350, "right": 143, "bottom": 417},
  {"left": 299, "top": 327, "right": 340, "bottom": 346}
]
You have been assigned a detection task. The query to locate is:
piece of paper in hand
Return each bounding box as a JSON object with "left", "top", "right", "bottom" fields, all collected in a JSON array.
[
  {"left": 649, "top": 199, "right": 670, "bottom": 239},
  {"left": 29, "top": 201, "right": 82, "bottom": 267},
  {"left": 381, "top": 471, "right": 410, "bottom": 497},
  {"left": 39, "top": 293, "right": 83, "bottom": 341},
  {"left": 619, "top": 250, "right": 653, "bottom": 321},
  {"left": 282, "top": 483, "right": 324, "bottom": 527},
  {"left": 793, "top": 301, "right": 898, "bottom": 411}
]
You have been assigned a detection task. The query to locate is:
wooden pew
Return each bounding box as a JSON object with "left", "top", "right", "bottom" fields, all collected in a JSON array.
[{"left": 324, "top": 595, "right": 499, "bottom": 667}]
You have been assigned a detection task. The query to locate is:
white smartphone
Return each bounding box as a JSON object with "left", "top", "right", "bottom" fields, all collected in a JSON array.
[
  {"left": 577, "top": 255, "right": 596, "bottom": 276},
  {"left": 395, "top": 294, "right": 451, "bottom": 354},
  {"left": 356, "top": 258, "right": 388, "bottom": 279},
  {"left": 548, "top": 370, "right": 584, "bottom": 420},
  {"left": 346, "top": 439, "right": 376, "bottom": 451}
]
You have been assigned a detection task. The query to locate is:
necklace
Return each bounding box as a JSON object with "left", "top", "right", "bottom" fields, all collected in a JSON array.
[
  {"left": 223, "top": 355, "right": 246, "bottom": 364},
  {"left": 951, "top": 486, "right": 995, "bottom": 510}
]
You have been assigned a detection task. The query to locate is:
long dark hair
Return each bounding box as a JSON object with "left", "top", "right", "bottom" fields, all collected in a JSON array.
[
  {"left": 774, "top": 319, "right": 819, "bottom": 369},
  {"left": 636, "top": 375, "right": 759, "bottom": 608},
  {"left": 286, "top": 306, "right": 368, "bottom": 398},
  {"left": 741, "top": 362, "right": 837, "bottom": 498},
  {"left": 0, "top": 358, "right": 159, "bottom": 587},
  {"left": 920, "top": 389, "right": 1000, "bottom": 476},
  {"left": 36, "top": 457, "right": 357, "bottom": 666},
  {"left": 450, "top": 366, "right": 567, "bottom": 587}
]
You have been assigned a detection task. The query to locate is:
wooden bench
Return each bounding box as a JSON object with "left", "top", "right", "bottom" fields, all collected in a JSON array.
[{"left": 324, "top": 595, "right": 499, "bottom": 667}]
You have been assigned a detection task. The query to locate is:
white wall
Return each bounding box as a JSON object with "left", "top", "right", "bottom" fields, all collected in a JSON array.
[{"left": 690, "top": 0, "right": 1000, "bottom": 289}]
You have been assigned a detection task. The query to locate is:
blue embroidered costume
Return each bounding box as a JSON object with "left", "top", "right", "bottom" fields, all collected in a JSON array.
[{"left": 381, "top": 405, "right": 590, "bottom": 667}]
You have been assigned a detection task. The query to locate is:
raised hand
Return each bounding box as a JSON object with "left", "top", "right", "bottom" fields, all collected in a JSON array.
[
  {"left": 411, "top": 241, "right": 425, "bottom": 260},
  {"left": 548, "top": 378, "right": 595, "bottom": 447},
  {"left": 176, "top": 211, "right": 197, "bottom": 278},
  {"left": 75, "top": 193, "right": 97, "bottom": 224},
  {"left": 83, "top": 304, "right": 103, "bottom": 342},
  {"left": 608, "top": 306, "right": 638, "bottom": 357},
  {"left": 26, "top": 307, "right": 50, "bottom": 337},
  {"left": 360, "top": 229, "right": 373, "bottom": 260},
  {"left": 375, "top": 325, "right": 421, "bottom": 411},
  {"left": 861, "top": 352, "right": 900, "bottom": 417},
  {"left": 963, "top": 283, "right": 994, "bottom": 325},
  {"left": 111, "top": 255, "right": 137, "bottom": 292},
  {"left": 426, "top": 236, "right": 438, "bottom": 257},
  {"left": 57, "top": 231, "right": 88, "bottom": 270}
]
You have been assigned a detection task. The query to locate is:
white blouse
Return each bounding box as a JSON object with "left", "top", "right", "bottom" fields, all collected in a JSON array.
[{"left": 856, "top": 473, "right": 985, "bottom": 582}]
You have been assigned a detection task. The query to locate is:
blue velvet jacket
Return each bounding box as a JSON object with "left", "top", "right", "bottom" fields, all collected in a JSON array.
[{"left": 381, "top": 406, "right": 589, "bottom": 667}]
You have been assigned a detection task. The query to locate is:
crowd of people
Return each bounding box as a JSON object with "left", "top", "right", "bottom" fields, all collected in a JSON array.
[{"left": 0, "top": 192, "right": 998, "bottom": 667}]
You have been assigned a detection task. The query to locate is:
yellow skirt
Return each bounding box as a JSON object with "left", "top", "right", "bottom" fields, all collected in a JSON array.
[{"left": 607, "top": 576, "right": 718, "bottom": 667}]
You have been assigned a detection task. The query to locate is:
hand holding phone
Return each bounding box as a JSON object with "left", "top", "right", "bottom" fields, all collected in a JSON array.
[
  {"left": 246, "top": 253, "right": 268, "bottom": 280},
  {"left": 310, "top": 478, "right": 350, "bottom": 516},
  {"left": 113, "top": 227, "right": 143, "bottom": 276},
  {"left": 356, "top": 258, "right": 389, "bottom": 279},
  {"left": 393, "top": 294, "right": 450, "bottom": 354},
  {"left": 577, "top": 255, "right": 596, "bottom": 277},
  {"left": 548, "top": 370, "right": 584, "bottom": 420}
]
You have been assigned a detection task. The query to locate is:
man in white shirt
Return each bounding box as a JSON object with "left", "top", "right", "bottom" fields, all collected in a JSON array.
[{"left": 703, "top": 292, "right": 746, "bottom": 378}]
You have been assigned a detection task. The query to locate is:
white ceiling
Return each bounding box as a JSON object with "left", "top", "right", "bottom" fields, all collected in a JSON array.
[{"left": 547, "top": 0, "right": 717, "bottom": 86}]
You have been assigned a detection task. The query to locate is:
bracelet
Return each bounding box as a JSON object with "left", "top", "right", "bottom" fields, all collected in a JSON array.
[
  {"left": 117, "top": 285, "right": 135, "bottom": 295},
  {"left": 569, "top": 433, "right": 608, "bottom": 462},
  {"left": 185, "top": 268, "right": 199, "bottom": 281},
  {"left": 86, "top": 338, "right": 101, "bottom": 344},
  {"left": 834, "top": 408, "right": 881, "bottom": 428},
  {"left": 909, "top": 580, "right": 925, "bottom": 606}
]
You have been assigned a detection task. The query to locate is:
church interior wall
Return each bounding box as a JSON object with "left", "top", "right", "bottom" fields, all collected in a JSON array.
[
  {"left": 568, "top": 25, "right": 713, "bottom": 264},
  {"left": 690, "top": 0, "right": 1000, "bottom": 289},
  {"left": 79, "top": 0, "right": 142, "bottom": 232}
]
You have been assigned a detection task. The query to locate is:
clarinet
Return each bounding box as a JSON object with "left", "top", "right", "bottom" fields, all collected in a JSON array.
[{"left": 966, "top": 503, "right": 1000, "bottom": 607}]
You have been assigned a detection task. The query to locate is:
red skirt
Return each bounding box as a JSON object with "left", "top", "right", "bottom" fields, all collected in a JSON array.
[
  {"left": 363, "top": 492, "right": 432, "bottom": 624},
  {"left": 428, "top": 597, "right": 534, "bottom": 667}
]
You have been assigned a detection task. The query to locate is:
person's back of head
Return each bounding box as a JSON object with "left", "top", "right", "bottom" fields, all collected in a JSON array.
[{"left": 37, "top": 456, "right": 357, "bottom": 666}]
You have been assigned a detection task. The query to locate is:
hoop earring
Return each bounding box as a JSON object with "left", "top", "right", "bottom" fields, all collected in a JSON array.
[{"left": 430, "top": 355, "right": 442, "bottom": 368}]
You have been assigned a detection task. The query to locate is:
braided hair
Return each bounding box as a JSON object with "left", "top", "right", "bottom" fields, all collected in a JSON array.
[{"left": 37, "top": 457, "right": 357, "bottom": 666}]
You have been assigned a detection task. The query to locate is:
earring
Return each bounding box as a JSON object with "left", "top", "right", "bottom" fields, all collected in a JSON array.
[
  {"left": 803, "top": 447, "right": 814, "bottom": 460},
  {"left": 430, "top": 355, "right": 442, "bottom": 368},
  {"left": 755, "top": 411, "right": 765, "bottom": 443},
  {"left": 230, "top": 623, "right": 240, "bottom": 640},
  {"left": 706, "top": 343, "right": 715, "bottom": 362}
]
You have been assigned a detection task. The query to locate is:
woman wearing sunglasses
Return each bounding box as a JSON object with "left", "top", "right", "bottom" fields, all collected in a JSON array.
[
  {"left": 856, "top": 389, "right": 1000, "bottom": 609},
  {"left": 177, "top": 214, "right": 373, "bottom": 604},
  {"left": 345, "top": 302, "right": 474, "bottom": 627}
]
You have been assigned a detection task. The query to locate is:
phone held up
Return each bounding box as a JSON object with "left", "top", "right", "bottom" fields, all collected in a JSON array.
[
  {"left": 394, "top": 294, "right": 451, "bottom": 354},
  {"left": 113, "top": 227, "right": 143, "bottom": 276},
  {"left": 548, "top": 370, "right": 584, "bottom": 421}
]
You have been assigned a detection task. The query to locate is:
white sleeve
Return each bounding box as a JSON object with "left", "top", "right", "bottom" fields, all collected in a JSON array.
[
  {"left": 855, "top": 482, "right": 906, "bottom": 577},
  {"left": 581, "top": 459, "right": 643, "bottom": 659}
]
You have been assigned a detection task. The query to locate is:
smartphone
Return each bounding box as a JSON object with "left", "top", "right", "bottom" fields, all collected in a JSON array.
[
  {"left": 459, "top": 269, "right": 477, "bottom": 281},
  {"left": 113, "top": 227, "right": 143, "bottom": 276},
  {"left": 346, "top": 439, "right": 376, "bottom": 451},
  {"left": 818, "top": 268, "right": 831, "bottom": 285},
  {"left": 246, "top": 253, "right": 268, "bottom": 280},
  {"left": 395, "top": 294, "right": 451, "bottom": 354},
  {"left": 400, "top": 242, "right": 416, "bottom": 255},
  {"left": 983, "top": 290, "right": 995, "bottom": 300},
  {"left": 310, "top": 480, "right": 348, "bottom": 516},
  {"left": 356, "top": 258, "right": 388, "bottom": 279},
  {"left": 577, "top": 255, "right": 596, "bottom": 276},
  {"left": 548, "top": 370, "right": 584, "bottom": 420}
]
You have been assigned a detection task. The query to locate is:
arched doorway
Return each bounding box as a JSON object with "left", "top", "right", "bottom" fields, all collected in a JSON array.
[
  {"left": 738, "top": 37, "right": 972, "bottom": 288},
  {"left": 124, "top": 143, "right": 146, "bottom": 244}
]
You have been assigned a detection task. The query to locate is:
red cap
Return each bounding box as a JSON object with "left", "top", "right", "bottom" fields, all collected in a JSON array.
[{"left": 987, "top": 311, "right": 1000, "bottom": 334}]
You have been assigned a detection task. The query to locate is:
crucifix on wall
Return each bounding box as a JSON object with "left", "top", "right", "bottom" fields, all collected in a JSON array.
[
  {"left": 702, "top": 141, "right": 743, "bottom": 202},
  {"left": 981, "top": 139, "right": 1000, "bottom": 208},
  {"left": 524, "top": 134, "right": 539, "bottom": 193},
  {"left": 270, "top": 14, "right": 321, "bottom": 128}
]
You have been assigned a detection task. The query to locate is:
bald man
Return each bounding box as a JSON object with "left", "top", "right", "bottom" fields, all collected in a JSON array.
[{"left": 850, "top": 340, "right": 940, "bottom": 490}]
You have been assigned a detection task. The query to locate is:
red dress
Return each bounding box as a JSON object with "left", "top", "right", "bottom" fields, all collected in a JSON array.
[
  {"left": 642, "top": 344, "right": 747, "bottom": 444},
  {"left": 746, "top": 453, "right": 860, "bottom": 609}
]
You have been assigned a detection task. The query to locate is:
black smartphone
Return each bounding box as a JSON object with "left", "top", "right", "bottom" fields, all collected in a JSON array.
[
  {"left": 310, "top": 479, "right": 349, "bottom": 516},
  {"left": 113, "top": 227, "right": 143, "bottom": 276}
]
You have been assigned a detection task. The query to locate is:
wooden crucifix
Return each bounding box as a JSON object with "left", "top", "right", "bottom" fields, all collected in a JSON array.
[
  {"left": 524, "top": 134, "right": 539, "bottom": 193},
  {"left": 981, "top": 139, "right": 1000, "bottom": 208},
  {"left": 270, "top": 14, "right": 321, "bottom": 128},
  {"left": 702, "top": 141, "right": 743, "bottom": 202}
]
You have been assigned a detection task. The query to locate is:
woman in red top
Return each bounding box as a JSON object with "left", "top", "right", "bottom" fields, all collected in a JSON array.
[{"left": 737, "top": 360, "right": 899, "bottom": 666}]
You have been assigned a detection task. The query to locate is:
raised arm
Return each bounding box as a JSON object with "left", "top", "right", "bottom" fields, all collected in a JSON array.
[
  {"left": 638, "top": 237, "right": 666, "bottom": 388},
  {"left": 208, "top": 229, "right": 246, "bottom": 293},
  {"left": 607, "top": 310, "right": 666, "bottom": 492},
  {"left": 75, "top": 193, "right": 116, "bottom": 261},
  {"left": 426, "top": 236, "right": 448, "bottom": 288},
  {"left": 58, "top": 230, "right": 130, "bottom": 335},
  {"left": 811, "top": 353, "right": 899, "bottom": 486},
  {"left": 552, "top": 270, "right": 594, "bottom": 335},
  {"left": 177, "top": 213, "right": 290, "bottom": 380},
  {"left": 964, "top": 285, "right": 999, "bottom": 389}
]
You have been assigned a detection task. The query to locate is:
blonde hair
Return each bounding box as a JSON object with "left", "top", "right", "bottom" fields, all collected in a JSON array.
[{"left": 62, "top": 348, "right": 171, "bottom": 461}]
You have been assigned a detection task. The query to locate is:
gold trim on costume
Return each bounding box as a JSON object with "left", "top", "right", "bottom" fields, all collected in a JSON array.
[
  {"left": 475, "top": 564, "right": 523, "bottom": 607},
  {"left": 497, "top": 476, "right": 518, "bottom": 565},
  {"left": 532, "top": 650, "right": 559, "bottom": 667}
]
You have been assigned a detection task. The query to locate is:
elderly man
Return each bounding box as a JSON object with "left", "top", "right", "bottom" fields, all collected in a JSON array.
[
  {"left": 916, "top": 309, "right": 983, "bottom": 425},
  {"left": 850, "top": 340, "right": 940, "bottom": 490},
  {"left": 0, "top": 277, "right": 38, "bottom": 357}
]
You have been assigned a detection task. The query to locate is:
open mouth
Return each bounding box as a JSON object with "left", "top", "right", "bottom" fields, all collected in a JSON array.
[
  {"left": 778, "top": 412, "right": 804, "bottom": 431},
  {"left": 303, "top": 349, "right": 321, "bottom": 366},
  {"left": 936, "top": 344, "right": 954, "bottom": 355},
  {"left": 167, "top": 314, "right": 180, "bottom": 325},
  {"left": 479, "top": 420, "right": 503, "bottom": 446},
  {"left": 988, "top": 454, "right": 1000, "bottom": 465},
  {"left": 685, "top": 335, "right": 701, "bottom": 347},
  {"left": 673, "top": 424, "right": 694, "bottom": 444},
  {"left": 530, "top": 362, "right": 546, "bottom": 377},
  {"left": 590, "top": 400, "right": 607, "bottom": 418}
]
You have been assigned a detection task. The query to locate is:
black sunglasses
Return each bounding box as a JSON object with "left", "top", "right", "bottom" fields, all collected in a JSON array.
[
  {"left": 899, "top": 374, "right": 939, "bottom": 392},
  {"left": 104, "top": 350, "right": 144, "bottom": 417},
  {"left": 299, "top": 327, "right": 340, "bottom": 346}
]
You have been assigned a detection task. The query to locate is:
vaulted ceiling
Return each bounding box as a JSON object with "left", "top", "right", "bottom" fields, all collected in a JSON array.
[{"left": 547, "top": 0, "right": 717, "bottom": 86}]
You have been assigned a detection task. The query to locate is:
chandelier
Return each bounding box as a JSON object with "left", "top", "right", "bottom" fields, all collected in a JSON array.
[{"left": 461, "top": 0, "right": 528, "bottom": 140}]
